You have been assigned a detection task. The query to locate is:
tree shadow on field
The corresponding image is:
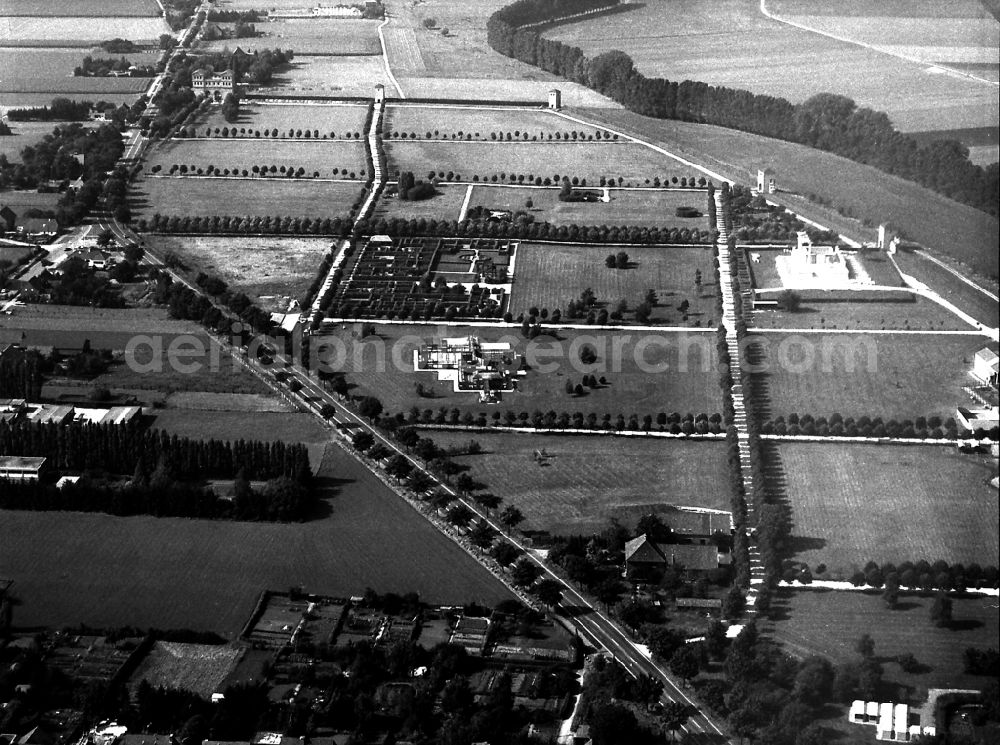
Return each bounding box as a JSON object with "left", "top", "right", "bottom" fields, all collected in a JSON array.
[
  {"left": 309, "top": 473, "right": 357, "bottom": 519},
  {"left": 744, "top": 338, "right": 772, "bottom": 422}
]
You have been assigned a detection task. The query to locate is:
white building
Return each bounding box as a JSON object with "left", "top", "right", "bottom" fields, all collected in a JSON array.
[{"left": 972, "top": 347, "right": 999, "bottom": 387}]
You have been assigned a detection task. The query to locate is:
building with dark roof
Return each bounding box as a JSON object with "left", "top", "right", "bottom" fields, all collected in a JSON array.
[{"left": 623, "top": 534, "right": 720, "bottom": 577}]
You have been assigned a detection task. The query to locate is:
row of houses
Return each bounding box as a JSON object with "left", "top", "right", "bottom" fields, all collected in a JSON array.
[
  {"left": 0, "top": 205, "right": 59, "bottom": 242},
  {"left": 0, "top": 398, "right": 141, "bottom": 427}
]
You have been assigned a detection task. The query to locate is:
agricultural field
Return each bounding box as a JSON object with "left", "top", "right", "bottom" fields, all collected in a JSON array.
[
  {"left": 192, "top": 102, "right": 369, "bottom": 138},
  {"left": 272, "top": 55, "right": 393, "bottom": 97},
  {"left": 372, "top": 183, "right": 468, "bottom": 221},
  {"left": 545, "top": 0, "right": 998, "bottom": 138},
  {"left": 1, "top": 91, "right": 142, "bottom": 108},
  {"left": 768, "top": 588, "right": 1000, "bottom": 693},
  {"left": 469, "top": 185, "right": 712, "bottom": 230},
  {"left": 774, "top": 442, "right": 999, "bottom": 574},
  {"left": 93, "top": 355, "right": 271, "bottom": 397},
  {"left": 0, "top": 188, "right": 61, "bottom": 211},
  {"left": 0, "top": 0, "right": 160, "bottom": 15},
  {"left": 384, "top": 105, "right": 573, "bottom": 140},
  {"left": 751, "top": 295, "right": 971, "bottom": 331},
  {"left": 145, "top": 235, "right": 333, "bottom": 311},
  {"left": 381, "top": 26, "right": 426, "bottom": 74},
  {"left": 426, "top": 431, "right": 732, "bottom": 535},
  {"left": 313, "top": 322, "right": 723, "bottom": 421},
  {"left": 510, "top": 243, "right": 718, "bottom": 325},
  {"left": 0, "top": 16, "right": 170, "bottom": 44},
  {"left": 385, "top": 140, "right": 701, "bottom": 185},
  {"left": 0, "top": 305, "right": 204, "bottom": 351},
  {"left": 0, "top": 48, "right": 155, "bottom": 98},
  {"left": 144, "top": 138, "right": 368, "bottom": 178},
  {"left": 0, "top": 440, "right": 514, "bottom": 633},
  {"left": 0, "top": 243, "right": 31, "bottom": 264},
  {"left": 196, "top": 18, "right": 382, "bottom": 56},
  {"left": 576, "top": 107, "right": 1000, "bottom": 277},
  {"left": 748, "top": 332, "right": 991, "bottom": 421},
  {"left": 134, "top": 177, "right": 364, "bottom": 219}
]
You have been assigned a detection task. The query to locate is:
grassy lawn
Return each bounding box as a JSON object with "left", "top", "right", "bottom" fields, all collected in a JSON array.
[
  {"left": 197, "top": 19, "right": 382, "bottom": 55},
  {"left": 191, "top": 102, "right": 369, "bottom": 139},
  {"left": 371, "top": 184, "right": 468, "bottom": 221},
  {"left": 576, "top": 107, "right": 1000, "bottom": 278},
  {"left": 0, "top": 188, "right": 61, "bottom": 210},
  {"left": 144, "top": 138, "right": 368, "bottom": 178},
  {"left": 314, "top": 323, "right": 722, "bottom": 421},
  {"left": 749, "top": 333, "right": 991, "bottom": 421},
  {"left": 768, "top": 588, "right": 1000, "bottom": 695},
  {"left": 426, "top": 431, "right": 731, "bottom": 535},
  {"left": 0, "top": 305, "right": 201, "bottom": 349},
  {"left": 273, "top": 56, "right": 392, "bottom": 97},
  {"left": 144, "top": 235, "right": 333, "bottom": 311},
  {"left": 752, "top": 296, "right": 970, "bottom": 331},
  {"left": 384, "top": 105, "right": 584, "bottom": 139},
  {"left": 546, "top": 0, "right": 997, "bottom": 137},
  {"left": 469, "top": 185, "right": 712, "bottom": 230},
  {"left": 893, "top": 250, "right": 1000, "bottom": 328},
  {"left": 133, "top": 177, "right": 363, "bottom": 218},
  {"left": 385, "top": 140, "right": 699, "bottom": 186},
  {"left": 773, "top": 442, "right": 999, "bottom": 575},
  {"left": 0, "top": 243, "right": 31, "bottom": 264},
  {"left": 0, "top": 441, "right": 513, "bottom": 634},
  {"left": 509, "top": 243, "right": 718, "bottom": 326}
]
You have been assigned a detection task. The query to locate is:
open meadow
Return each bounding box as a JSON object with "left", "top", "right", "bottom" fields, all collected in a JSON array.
[
  {"left": 0, "top": 188, "right": 61, "bottom": 211},
  {"left": 192, "top": 102, "right": 369, "bottom": 138},
  {"left": 144, "top": 138, "right": 368, "bottom": 178},
  {"left": 768, "top": 588, "right": 1000, "bottom": 693},
  {"left": 426, "top": 431, "right": 732, "bottom": 535},
  {"left": 545, "top": 0, "right": 998, "bottom": 138},
  {"left": 313, "top": 322, "right": 722, "bottom": 420},
  {"left": 751, "top": 295, "right": 970, "bottom": 331},
  {"left": 892, "top": 250, "right": 1000, "bottom": 328},
  {"left": 398, "top": 77, "right": 619, "bottom": 108},
  {"left": 576, "top": 107, "right": 1000, "bottom": 278},
  {"left": 0, "top": 0, "right": 160, "bottom": 15},
  {"left": 510, "top": 243, "right": 718, "bottom": 325},
  {"left": 384, "top": 105, "right": 581, "bottom": 140},
  {"left": 134, "top": 177, "right": 364, "bottom": 218},
  {"left": 748, "top": 333, "right": 991, "bottom": 421},
  {"left": 271, "top": 55, "right": 392, "bottom": 97},
  {"left": 386, "top": 140, "right": 699, "bottom": 185},
  {"left": 145, "top": 235, "right": 333, "bottom": 311},
  {"left": 0, "top": 15, "right": 170, "bottom": 44},
  {"left": 0, "top": 441, "right": 514, "bottom": 634},
  {"left": 197, "top": 18, "right": 382, "bottom": 56},
  {"left": 773, "top": 442, "right": 999, "bottom": 574},
  {"left": 470, "top": 185, "right": 712, "bottom": 229},
  {"left": 371, "top": 183, "right": 468, "bottom": 221}
]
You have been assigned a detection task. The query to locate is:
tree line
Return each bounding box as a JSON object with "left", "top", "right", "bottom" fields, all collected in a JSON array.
[
  {"left": 5, "top": 98, "right": 94, "bottom": 121},
  {"left": 0, "top": 420, "right": 310, "bottom": 482},
  {"left": 487, "top": 0, "right": 998, "bottom": 217},
  {"left": 181, "top": 126, "right": 364, "bottom": 139},
  {"left": 760, "top": 413, "right": 978, "bottom": 440},
  {"left": 138, "top": 213, "right": 354, "bottom": 237}
]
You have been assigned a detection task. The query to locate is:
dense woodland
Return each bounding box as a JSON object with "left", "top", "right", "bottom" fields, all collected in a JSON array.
[{"left": 487, "top": 0, "right": 999, "bottom": 217}]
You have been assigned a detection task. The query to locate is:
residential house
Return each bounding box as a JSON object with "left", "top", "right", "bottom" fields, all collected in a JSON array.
[
  {"left": 972, "top": 347, "right": 999, "bottom": 387},
  {"left": 624, "top": 534, "right": 720, "bottom": 578},
  {"left": 0, "top": 456, "right": 46, "bottom": 481},
  {"left": 14, "top": 217, "right": 58, "bottom": 241}
]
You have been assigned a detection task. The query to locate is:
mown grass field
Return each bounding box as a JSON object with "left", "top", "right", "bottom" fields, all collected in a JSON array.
[
  {"left": 313, "top": 323, "right": 722, "bottom": 421},
  {"left": 470, "top": 185, "right": 712, "bottom": 230},
  {"left": 144, "top": 235, "right": 332, "bottom": 311},
  {"left": 768, "top": 588, "right": 1000, "bottom": 693},
  {"left": 385, "top": 140, "right": 697, "bottom": 186},
  {"left": 426, "top": 431, "right": 731, "bottom": 535},
  {"left": 384, "top": 105, "right": 576, "bottom": 140},
  {"left": 192, "top": 102, "right": 369, "bottom": 139},
  {"left": 510, "top": 243, "right": 718, "bottom": 325},
  {"left": 144, "top": 138, "right": 368, "bottom": 178},
  {"left": 749, "top": 332, "right": 989, "bottom": 421},
  {"left": 397, "top": 77, "right": 619, "bottom": 108},
  {"left": 0, "top": 0, "right": 160, "bottom": 15},
  {"left": 134, "top": 177, "right": 363, "bottom": 218},
  {"left": 198, "top": 18, "right": 382, "bottom": 56},
  {"left": 0, "top": 188, "right": 60, "bottom": 212},
  {"left": 371, "top": 184, "right": 468, "bottom": 221},
  {"left": 775, "top": 443, "right": 999, "bottom": 574},
  {"left": 546, "top": 0, "right": 998, "bottom": 136},
  {"left": 274, "top": 55, "right": 392, "bottom": 97},
  {"left": 0, "top": 441, "right": 514, "bottom": 634},
  {"left": 892, "top": 250, "right": 1000, "bottom": 328},
  {"left": 751, "top": 295, "right": 969, "bottom": 331},
  {"left": 575, "top": 108, "right": 1000, "bottom": 278}
]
